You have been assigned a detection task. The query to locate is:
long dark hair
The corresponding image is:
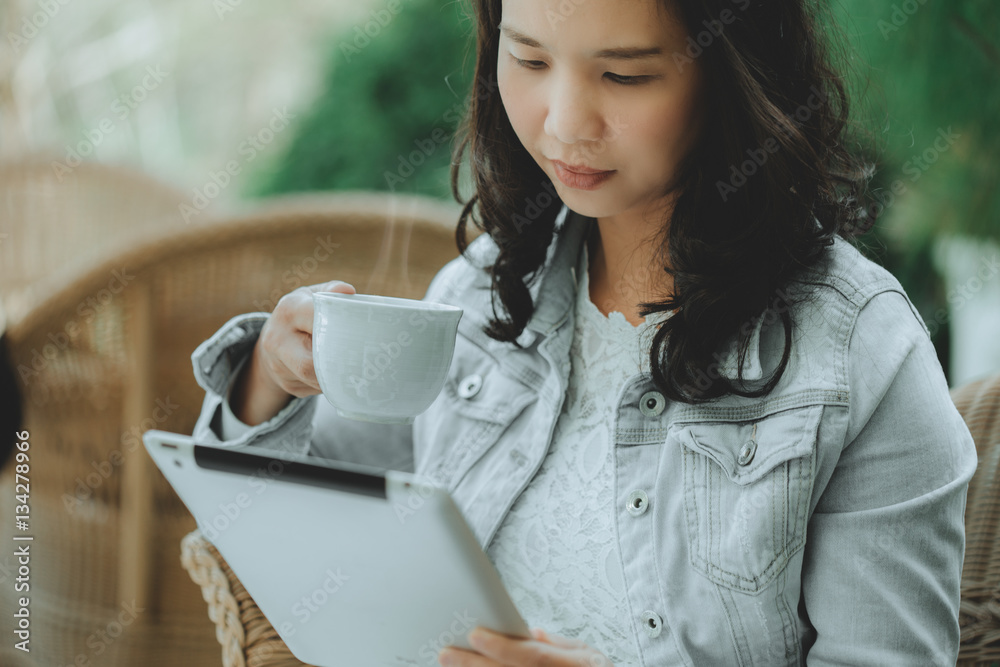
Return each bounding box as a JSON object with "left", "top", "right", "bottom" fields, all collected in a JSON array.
[{"left": 448, "top": 0, "right": 877, "bottom": 403}]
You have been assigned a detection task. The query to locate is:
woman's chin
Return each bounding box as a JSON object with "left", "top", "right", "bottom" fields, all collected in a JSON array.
[{"left": 550, "top": 188, "right": 614, "bottom": 219}]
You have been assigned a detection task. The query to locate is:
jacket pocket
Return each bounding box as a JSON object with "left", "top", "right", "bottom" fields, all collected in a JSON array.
[
  {"left": 417, "top": 333, "right": 536, "bottom": 491},
  {"left": 677, "top": 403, "right": 822, "bottom": 593}
]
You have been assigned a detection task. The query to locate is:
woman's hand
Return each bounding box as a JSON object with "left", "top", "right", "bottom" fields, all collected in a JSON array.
[
  {"left": 230, "top": 280, "right": 356, "bottom": 425},
  {"left": 438, "top": 627, "right": 614, "bottom": 666}
]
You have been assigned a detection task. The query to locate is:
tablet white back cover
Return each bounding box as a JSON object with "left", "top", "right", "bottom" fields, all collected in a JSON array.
[{"left": 144, "top": 430, "right": 528, "bottom": 667}]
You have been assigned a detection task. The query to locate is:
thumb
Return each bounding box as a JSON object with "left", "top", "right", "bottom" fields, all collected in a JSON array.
[{"left": 312, "top": 280, "right": 356, "bottom": 294}]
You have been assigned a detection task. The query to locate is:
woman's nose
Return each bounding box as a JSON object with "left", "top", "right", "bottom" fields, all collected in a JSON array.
[{"left": 543, "top": 77, "right": 605, "bottom": 147}]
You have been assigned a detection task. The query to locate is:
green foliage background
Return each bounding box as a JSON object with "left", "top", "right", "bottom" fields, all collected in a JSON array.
[
  {"left": 247, "top": 0, "right": 998, "bottom": 378},
  {"left": 833, "top": 0, "right": 998, "bottom": 240},
  {"left": 244, "top": 0, "right": 474, "bottom": 199},
  {"left": 828, "top": 0, "right": 999, "bottom": 373}
]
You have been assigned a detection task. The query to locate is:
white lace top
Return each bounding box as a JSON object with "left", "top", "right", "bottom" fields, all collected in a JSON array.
[{"left": 486, "top": 239, "right": 659, "bottom": 667}]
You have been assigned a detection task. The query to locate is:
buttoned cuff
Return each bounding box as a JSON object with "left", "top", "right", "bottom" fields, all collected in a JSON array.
[
  {"left": 191, "top": 312, "right": 270, "bottom": 396},
  {"left": 189, "top": 312, "right": 315, "bottom": 457}
]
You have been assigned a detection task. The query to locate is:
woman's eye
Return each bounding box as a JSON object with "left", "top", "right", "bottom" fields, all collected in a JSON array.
[
  {"left": 509, "top": 54, "right": 652, "bottom": 86},
  {"left": 511, "top": 55, "right": 546, "bottom": 70},
  {"left": 605, "top": 73, "right": 651, "bottom": 86}
]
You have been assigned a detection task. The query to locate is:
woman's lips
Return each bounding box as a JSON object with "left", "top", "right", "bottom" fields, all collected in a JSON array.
[{"left": 551, "top": 160, "right": 616, "bottom": 191}]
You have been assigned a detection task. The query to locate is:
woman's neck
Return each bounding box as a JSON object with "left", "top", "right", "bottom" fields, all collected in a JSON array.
[{"left": 585, "top": 213, "right": 674, "bottom": 326}]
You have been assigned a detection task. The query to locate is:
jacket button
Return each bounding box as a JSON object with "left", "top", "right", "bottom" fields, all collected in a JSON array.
[
  {"left": 639, "top": 391, "right": 665, "bottom": 417},
  {"left": 626, "top": 490, "right": 649, "bottom": 516},
  {"left": 737, "top": 439, "right": 757, "bottom": 466},
  {"left": 640, "top": 610, "right": 663, "bottom": 638},
  {"left": 458, "top": 374, "right": 483, "bottom": 399}
]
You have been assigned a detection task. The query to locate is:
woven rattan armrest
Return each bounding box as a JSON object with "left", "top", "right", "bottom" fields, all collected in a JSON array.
[
  {"left": 952, "top": 372, "right": 1000, "bottom": 664},
  {"left": 180, "top": 530, "right": 310, "bottom": 667}
]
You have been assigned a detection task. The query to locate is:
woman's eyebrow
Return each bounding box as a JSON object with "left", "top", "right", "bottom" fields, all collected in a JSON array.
[{"left": 498, "top": 23, "right": 665, "bottom": 61}]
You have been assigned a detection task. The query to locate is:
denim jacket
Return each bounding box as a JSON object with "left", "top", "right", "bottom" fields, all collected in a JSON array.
[{"left": 191, "top": 204, "right": 977, "bottom": 666}]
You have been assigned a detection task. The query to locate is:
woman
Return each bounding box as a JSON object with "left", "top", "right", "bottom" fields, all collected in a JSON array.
[{"left": 190, "top": 0, "right": 978, "bottom": 664}]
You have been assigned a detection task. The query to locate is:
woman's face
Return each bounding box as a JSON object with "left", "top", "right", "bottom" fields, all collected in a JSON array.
[{"left": 497, "top": 0, "right": 705, "bottom": 222}]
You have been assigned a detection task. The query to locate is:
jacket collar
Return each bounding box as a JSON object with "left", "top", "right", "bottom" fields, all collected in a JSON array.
[
  {"left": 524, "top": 204, "right": 584, "bottom": 336},
  {"left": 461, "top": 204, "right": 582, "bottom": 346},
  {"left": 464, "top": 204, "right": 764, "bottom": 380}
]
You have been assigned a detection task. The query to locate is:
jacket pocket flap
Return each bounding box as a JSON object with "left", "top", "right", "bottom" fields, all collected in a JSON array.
[
  {"left": 443, "top": 356, "right": 536, "bottom": 425},
  {"left": 676, "top": 403, "right": 823, "bottom": 485}
]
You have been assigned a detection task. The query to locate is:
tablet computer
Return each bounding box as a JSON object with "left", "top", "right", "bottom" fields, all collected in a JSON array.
[{"left": 143, "top": 429, "right": 530, "bottom": 667}]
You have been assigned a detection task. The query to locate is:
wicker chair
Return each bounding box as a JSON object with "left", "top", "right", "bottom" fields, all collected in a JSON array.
[
  {"left": 178, "top": 371, "right": 1000, "bottom": 667},
  {"left": 952, "top": 372, "right": 1000, "bottom": 664},
  {"left": 0, "top": 157, "right": 190, "bottom": 331},
  {"left": 0, "top": 191, "right": 469, "bottom": 667}
]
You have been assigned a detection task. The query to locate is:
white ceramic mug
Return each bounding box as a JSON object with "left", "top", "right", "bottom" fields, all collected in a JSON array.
[{"left": 312, "top": 292, "right": 463, "bottom": 424}]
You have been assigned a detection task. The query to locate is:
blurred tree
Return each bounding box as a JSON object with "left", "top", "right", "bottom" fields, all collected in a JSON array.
[
  {"left": 826, "top": 0, "right": 999, "bottom": 377},
  {"left": 246, "top": 0, "right": 474, "bottom": 199},
  {"left": 833, "top": 0, "right": 998, "bottom": 239}
]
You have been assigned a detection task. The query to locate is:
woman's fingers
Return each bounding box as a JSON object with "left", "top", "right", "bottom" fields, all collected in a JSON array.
[
  {"left": 283, "top": 340, "right": 320, "bottom": 394},
  {"left": 463, "top": 627, "right": 580, "bottom": 665},
  {"left": 532, "top": 628, "right": 588, "bottom": 649},
  {"left": 280, "top": 280, "right": 356, "bottom": 335},
  {"left": 313, "top": 279, "right": 356, "bottom": 294},
  {"left": 438, "top": 628, "right": 614, "bottom": 667},
  {"left": 258, "top": 327, "right": 319, "bottom": 396},
  {"left": 261, "top": 280, "right": 355, "bottom": 395},
  {"left": 278, "top": 289, "right": 318, "bottom": 336}
]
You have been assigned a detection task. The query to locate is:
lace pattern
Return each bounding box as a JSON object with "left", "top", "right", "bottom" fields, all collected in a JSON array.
[{"left": 486, "top": 242, "right": 658, "bottom": 667}]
